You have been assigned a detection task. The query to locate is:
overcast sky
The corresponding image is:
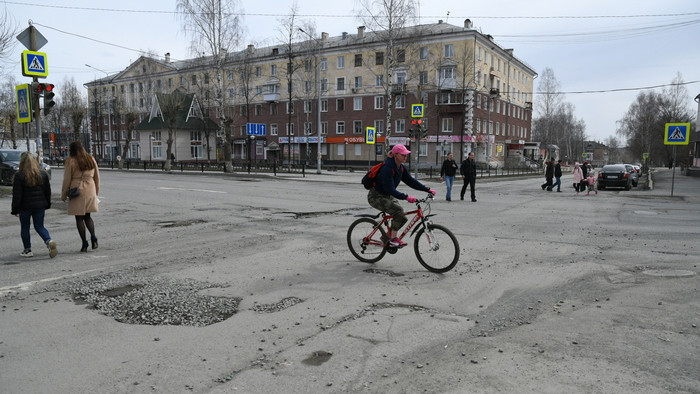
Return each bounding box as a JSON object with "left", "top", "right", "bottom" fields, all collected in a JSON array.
[{"left": 3, "top": 0, "right": 699, "bottom": 143}]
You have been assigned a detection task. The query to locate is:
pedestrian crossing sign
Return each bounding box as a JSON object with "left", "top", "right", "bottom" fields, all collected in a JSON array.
[
  {"left": 21, "top": 50, "right": 49, "bottom": 78},
  {"left": 664, "top": 123, "right": 690, "bottom": 145},
  {"left": 365, "top": 127, "right": 376, "bottom": 144},
  {"left": 411, "top": 104, "right": 424, "bottom": 118}
]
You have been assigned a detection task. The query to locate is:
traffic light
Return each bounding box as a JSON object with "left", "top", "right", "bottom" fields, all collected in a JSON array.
[{"left": 43, "top": 84, "right": 56, "bottom": 115}]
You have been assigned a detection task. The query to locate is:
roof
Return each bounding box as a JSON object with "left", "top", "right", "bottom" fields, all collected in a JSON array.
[{"left": 135, "top": 92, "right": 219, "bottom": 131}]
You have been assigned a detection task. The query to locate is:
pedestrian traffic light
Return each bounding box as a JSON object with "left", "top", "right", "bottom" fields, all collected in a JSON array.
[{"left": 43, "top": 84, "right": 56, "bottom": 115}]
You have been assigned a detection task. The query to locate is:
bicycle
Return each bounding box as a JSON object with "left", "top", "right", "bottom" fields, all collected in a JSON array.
[{"left": 347, "top": 193, "right": 460, "bottom": 273}]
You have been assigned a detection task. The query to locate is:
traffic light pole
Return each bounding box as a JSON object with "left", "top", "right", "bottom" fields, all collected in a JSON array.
[{"left": 29, "top": 27, "right": 42, "bottom": 159}]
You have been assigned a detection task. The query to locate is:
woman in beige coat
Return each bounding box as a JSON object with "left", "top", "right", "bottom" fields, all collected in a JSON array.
[{"left": 61, "top": 141, "right": 100, "bottom": 252}]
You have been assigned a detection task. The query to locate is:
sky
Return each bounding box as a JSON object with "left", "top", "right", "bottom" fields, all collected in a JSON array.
[{"left": 2, "top": 0, "right": 699, "bottom": 143}]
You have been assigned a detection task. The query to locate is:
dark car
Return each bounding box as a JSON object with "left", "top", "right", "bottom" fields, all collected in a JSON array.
[
  {"left": 0, "top": 149, "right": 52, "bottom": 185},
  {"left": 623, "top": 164, "right": 639, "bottom": 187},
  {"left": 597, "top": 164, "right": 632, "bottom": 190}
]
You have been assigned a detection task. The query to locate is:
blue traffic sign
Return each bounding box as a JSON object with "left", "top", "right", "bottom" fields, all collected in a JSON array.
[
  {"left": 246, "top": 123, "right": 267, "bottom": 136},
  {"left": 411, "top": 104, "right": 424, "bottom": 118},
  {"left": 21, "top": 50, "right": 48, "bottom": 78},
  {"left": 664, "top": 123, "right": 690, "bottom": 145}
]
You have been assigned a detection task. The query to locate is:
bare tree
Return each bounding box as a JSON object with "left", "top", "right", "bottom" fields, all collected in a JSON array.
[
  {"left": 0, "top": 75, "right": 20, "bottom": 148},
  {"left": 59, "top": 77, "right": 86, "bottom": 142},
  {"left": 177, "top": 0, "right": 244, "bottom": 172},
  {"left": 605, "top": 135, "right": 620, "bottom": 164},
  {"left": 0, "top": 10, "right": 18, "bottom": 73},
  {"left": 157, "top": 89, "right": 188, "bottom": 172},
  {"left": 356, "top": 0, "right": 419, "bottom": 150},
  {"left": 617, "top": 91, "right": 663, "bottom": 165}
]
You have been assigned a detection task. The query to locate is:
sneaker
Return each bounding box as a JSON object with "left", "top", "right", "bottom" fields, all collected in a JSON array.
[
  {"left": 47, "top": 240, "right": 58, "bottom": 258},
  {"left": 20, "top": 250, "right": 33, "bottom": 258},
  {"left": 388, "top": 237, "right": 407, "bottom": 248}
]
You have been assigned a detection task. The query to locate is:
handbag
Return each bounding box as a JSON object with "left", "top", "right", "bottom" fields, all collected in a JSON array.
[{"left": 67, "top": 187, "right": 80, "bottom": 199}]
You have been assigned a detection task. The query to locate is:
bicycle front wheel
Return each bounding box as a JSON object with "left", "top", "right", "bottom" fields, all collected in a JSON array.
[
  {"left": 347, "top": 218, "right": 387, "bottom": 264},
  {"left": 414, "top": 224, "right": 460, "bottom": 273}
]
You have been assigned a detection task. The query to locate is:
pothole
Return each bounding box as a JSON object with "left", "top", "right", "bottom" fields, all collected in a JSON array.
[
  {"left": 251, "top": 297, "right": 304, "bottom": 313},
  {"left": 642, "top": 269, "right": 695, "bottom": 277},
  {"left": 302, "top": 350, "right": 333, "bottom": 366},
  {"left": 364, "top": 268, "right": 404, "bottom": 277},
  {"left": 68, "top": 272, "right": 239, "bottom": 326},
  {"left": 156, "top": 219, "right": 207, "bottom": 228}
]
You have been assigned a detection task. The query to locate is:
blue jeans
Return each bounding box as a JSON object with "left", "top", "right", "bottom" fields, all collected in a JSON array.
[
  {"left": 444, "top": 175, "right": 454, "bottom": 200},
  {"left": 19, "top": 209, "right": 51, "bottom": 250},
  {"left": 550, "top": 177, "right": 561, "bottom": 191}
]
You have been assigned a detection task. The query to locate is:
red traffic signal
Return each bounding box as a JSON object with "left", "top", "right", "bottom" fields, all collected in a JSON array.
[
  {"left": 410, "top": 119, "right": 423, "bottom": 125},
  {"left": 32, "top": 83, "right": 55, "bottom": 94}
]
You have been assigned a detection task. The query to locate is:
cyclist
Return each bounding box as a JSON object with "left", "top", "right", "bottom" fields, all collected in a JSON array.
[{"left": 368, "top": 144, "right": 436, "bottom": 247}]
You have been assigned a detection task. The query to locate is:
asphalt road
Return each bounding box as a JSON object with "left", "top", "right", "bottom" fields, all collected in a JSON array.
[{"left": 0, "top": 167, "right": 698, "bottom": 393}]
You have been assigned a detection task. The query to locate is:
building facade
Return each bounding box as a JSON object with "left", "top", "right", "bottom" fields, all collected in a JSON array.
[{"left": 85, "top": 20, "right": 537, "bottom": 167}]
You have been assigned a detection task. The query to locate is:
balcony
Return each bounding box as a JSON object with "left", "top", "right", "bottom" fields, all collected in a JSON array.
[
  {"left": 391, "top": 84, "right": 406, "bottom": 95},
  {"left": 264, "top": 93, "right": 280, "bottom": 102},
  {"left": 440, "top": 79, "right": 457, "bottom": 90}
]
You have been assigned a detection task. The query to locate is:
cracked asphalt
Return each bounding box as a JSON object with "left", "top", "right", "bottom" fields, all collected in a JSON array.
[{"left": 0, "top": 166, "right": 698, "bottom": 393}]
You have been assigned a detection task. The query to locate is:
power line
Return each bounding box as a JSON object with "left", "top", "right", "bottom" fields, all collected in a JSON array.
[
  {"left": 4, "top": 1, "right": 700, "bottom": 20},
  {"left": 535, "top": 80, "right": 700, "bottom": 95}
]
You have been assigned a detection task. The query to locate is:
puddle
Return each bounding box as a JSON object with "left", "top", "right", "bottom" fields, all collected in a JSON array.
[
  {"left": 364, "top": 268, "right": 404, "bottom": 277},
  {"left": 302, "top": 350, "right": 333, "bottom": 366}
]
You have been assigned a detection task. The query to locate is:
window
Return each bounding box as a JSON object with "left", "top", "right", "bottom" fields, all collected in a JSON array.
[
  {"left": 396, "top": 49, "right": 405, "bottom": 63},
  {"left": 375, "top": 51, "right": 384, "bottom": 65},
  {"left": 336, "top": 77, "right": 345, "bottom": 91},
  {"left": 395, "top": 119, "right": 405, "bottom": 133},
  {"left": 419, "top": 71, "right": 428, "bottom": 85},
  {"left": 336, "top": 121, "right": 345, "bottom": 134},
  {"left": 321, "top": 121, "right": 328, "bottom": 135},
  {"left": 320, "top": 78, "right": 328, "bottom": 92},
  {"left": 354, "top": 54, "right": 362, "bottom": 67},
  {"left": 321, "top": 99, "right": 328, "bottom": 112},
  {"left": 442, "top": 118, "right": 454, "bottom": 132},
  {"left": 395, "top": 71, "right": 406, "bottom": 84},
  {"left": 419, "top": 47, "right": 428, "bottom": 60},
  {"left": 254, "top": 104, "right": 263, "bottom": 116},
  {"left": 353, "top": 120, "right": 362, "bottom": 134},
  {"left": 271, "top": 64, "right": 277, "bottom": 76},
  {"left": 287, "top": 102, "right": 294, "bottom": 114},
  {"left": 305, "top": 81, "right": 312, "bottom": 93},
  {"left": 271, "top": 123, "right": 278, "bottom": 136},
  {"left": 240, "top": 106, "right": 247, "bottom": 117},
  {"left": 374, "top": 96, "right": 384, "bottom": 109},
  {"left": 375, "top": 75, "right": 384, "bottom": 87},
  {"left": 270, "top": 102, "right": 278, "bottom": 115},
  {"left": 354, "top": 76, "right": 362, "bottom": 88},
  {"left": 255, "top": 66, "right": 262, "bottom": 77},
  {"left": 190, "top": 131, "right": 202, "bottom": 158},
  {"left": 440, "top": 66, "right": 456, "bottom": 80},
  {"left": 354, "top": 97, "right": 362, "bottom": 110},
  {"left": 338, "top": 144, "right": 345, "bottom": 157},
  {"left": 320, "top": 58, "right": 327, "bottom": 70},
  {"left": 374, "top": 120, "right": 384, "bottom": 134},
  {"left": 191, "top": 75, "right": 197, "bottom": 85},
  {"left": 337, "top": 56, "right": 345, "bottom": 69},
  {"left": 286, "top": 123, "right": 294, "bottom": 135},
  {"left": 395, "top": 95, "right": 405, "bottom": 109},
  {"left": 437, "top": 92, "right": 458, "bottom": 104},
  {"left": 304, "top": 100, "right": 312, "bottom": 113},
  {"left": 304, "top": 122, "right": 313, "bottom": 135},
  {"left": 444, "top": 44, "right": 454, "bottom": 58},
  {"left": 336, "top": 98, "right": 345, "bottom": 111}
]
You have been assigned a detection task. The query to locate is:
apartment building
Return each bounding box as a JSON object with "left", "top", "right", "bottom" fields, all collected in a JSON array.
[{"left": 85, "top": 19, "right": 536, "bottom": 167}]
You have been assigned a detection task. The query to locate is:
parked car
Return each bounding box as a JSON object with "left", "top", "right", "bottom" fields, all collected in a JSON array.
[
  {"left": 0, "top": 149, "right": 52, "bottom": 185},
  {"left": 623, "top": 164, "right": 639, "bottom": 187},
  {"left": 597, "top": 164, "right": 632, "bottom": 190}
]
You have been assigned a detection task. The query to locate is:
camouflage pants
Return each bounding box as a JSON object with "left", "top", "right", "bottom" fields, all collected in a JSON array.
[{"left": 367, "top": 188, "right": 407, "bottom": 232}]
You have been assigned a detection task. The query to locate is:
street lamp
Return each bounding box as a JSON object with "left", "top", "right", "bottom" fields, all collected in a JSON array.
[
  {"left": 86, "top": 64, "right": 113, "bottom": 161},
  {"left": 298, "top": 28, "right": 323, "bottom": 174},
  {"left": 149, "top": 135, "right": 154, "bottom": 162}
]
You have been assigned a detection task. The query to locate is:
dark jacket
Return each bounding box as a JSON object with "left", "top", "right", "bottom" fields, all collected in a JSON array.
[
  {"left": 11, "top": 170, "right": 51, "bottom": 215},
  {"left": 460, "top": 159, "right": 477, "bottom": 178},
  {"left": 374, "top": 157, "right": 430, "bottom": 200},
  {"left": 545, "top": 162, "right": 554, "bottom": 179},
  {"left": 440, "top": 159, "right": 458, "bottom": 177},
  {"left": 554, "top": 163, "right": 562, "bottom": 178}
]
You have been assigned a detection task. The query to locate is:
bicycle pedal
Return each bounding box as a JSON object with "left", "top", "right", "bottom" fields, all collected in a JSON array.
[{"left": 386, "top": 247, "right": 398, "bottom": 254}]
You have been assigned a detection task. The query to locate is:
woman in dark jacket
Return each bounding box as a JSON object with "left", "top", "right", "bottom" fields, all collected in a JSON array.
[{"left": 11, "top": 152, "right": 58, "bottom": 258}]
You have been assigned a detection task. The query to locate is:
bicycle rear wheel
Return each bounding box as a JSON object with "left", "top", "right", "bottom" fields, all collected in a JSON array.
[
  {"left": 414, "top": 224, "right": 459, "bottom": 273},
  {"left": 347, "top": 218, "right": 387, "bottom": 263}
]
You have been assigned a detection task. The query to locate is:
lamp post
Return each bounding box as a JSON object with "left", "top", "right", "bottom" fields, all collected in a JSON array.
[
  {"left": 298, "top": 28, "right": 323, "bottom": 174},
  {"left": 86, "top": 64, "right": 113, "bottom": 161},
  {"left": 149, "top": 135, "right": 154, "bottom": 162}
]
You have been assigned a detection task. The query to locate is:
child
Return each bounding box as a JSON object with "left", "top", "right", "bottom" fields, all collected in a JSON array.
[{"left": 586, "top": 171, "right": 598, "bottom": 195}]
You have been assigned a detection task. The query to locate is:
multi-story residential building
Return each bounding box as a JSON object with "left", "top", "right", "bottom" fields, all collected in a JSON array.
[{"left": 85, "top": 19, "right": 536, "bottom": 167}]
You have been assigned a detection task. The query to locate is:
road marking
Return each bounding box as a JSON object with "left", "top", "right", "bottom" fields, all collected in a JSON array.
[
  {"left": 157, "top": 187, "right": 227, "bottom": 194},
  {"left": 0, "top": 268, "right": 103, "bottom": 297}
]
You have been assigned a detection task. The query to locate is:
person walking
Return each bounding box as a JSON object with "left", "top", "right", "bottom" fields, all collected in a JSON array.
[
  {"left": 61, "top": 141, "right": 100, "bottom": 252},
  {"left": 542, "top": 160, "right": 554, "bottom": 191},
  {"left": 572, "top": 162, "right": 584, "bottom": 194},
  {"left": 11, "top": 152, "right": 58, "bottom": 258},
  {"left": 460, "top": 151, "right": 477, "bottom": 202},
  {"left": 551, "top": 159, "right": 563, "bottom": 192},
  {"left": 439, "top": 152, "right": 458, "bottom": 201}
]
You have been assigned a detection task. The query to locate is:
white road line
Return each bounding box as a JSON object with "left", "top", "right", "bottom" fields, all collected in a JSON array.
[
  {"left": 157, "top": 187, "right": 227, "bottom": 194},
  {"left": 0, "top": 268, "right": 103, "bottom": 297}
]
